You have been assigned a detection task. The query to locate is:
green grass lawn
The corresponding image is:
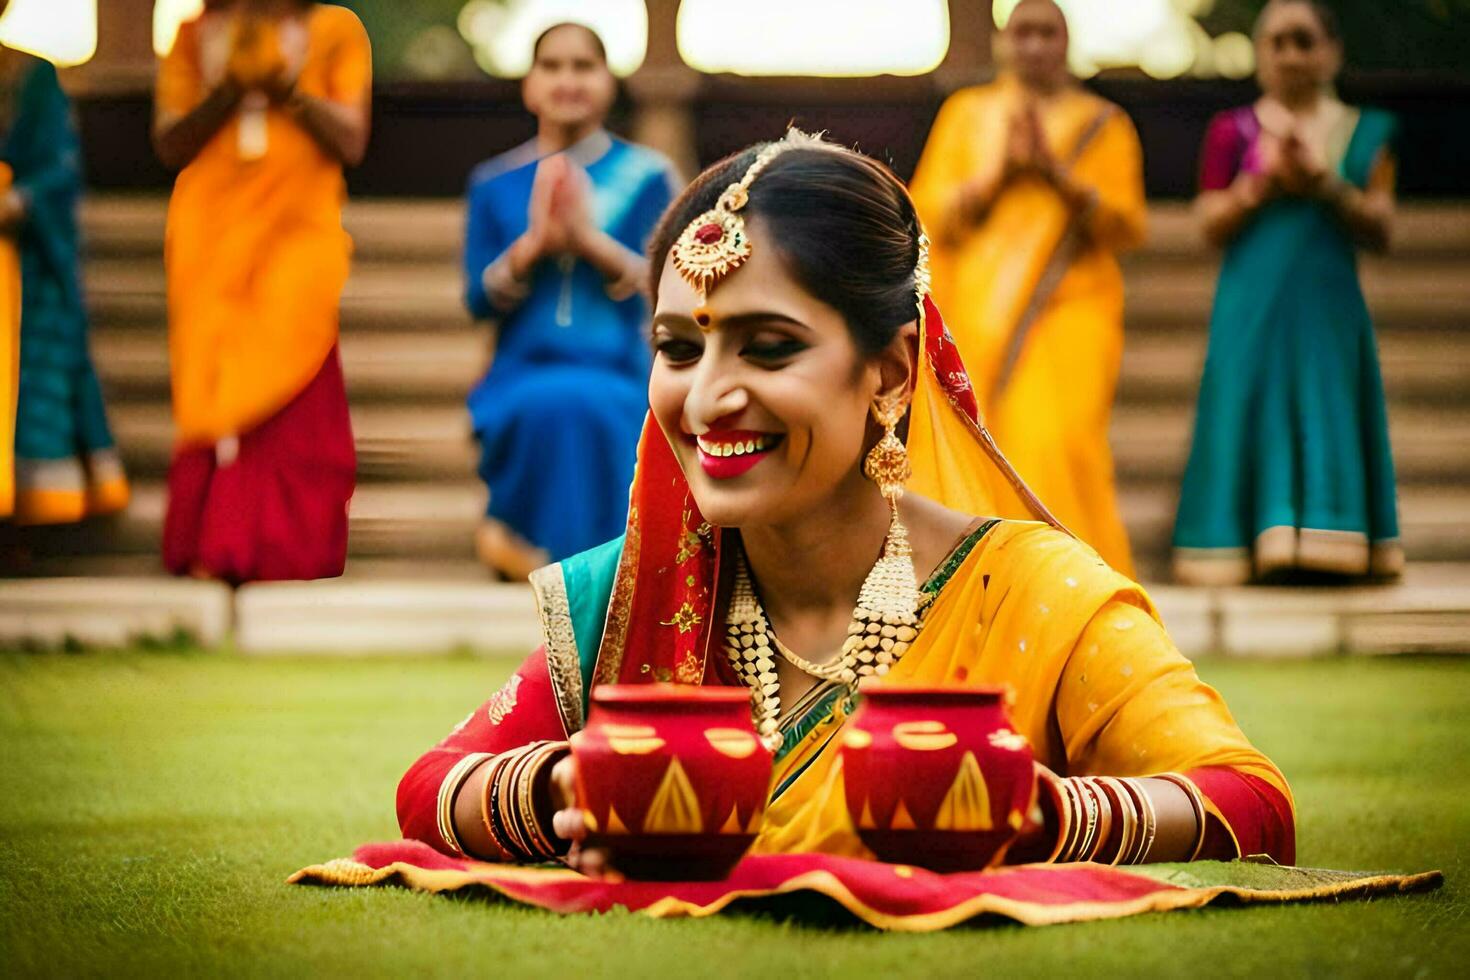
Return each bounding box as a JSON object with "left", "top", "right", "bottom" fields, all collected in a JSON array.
[{"left": 1, "top": 651, "right": 1465, "bottom": 978}]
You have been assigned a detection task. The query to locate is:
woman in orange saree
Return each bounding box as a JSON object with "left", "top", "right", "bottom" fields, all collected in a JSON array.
[
  {"left": 909, "top": 0, "right": 1144, "bottom": 575},
  {"left": 394, "top": 134, "right": 1293, "bottom": 879},
  {"left": 154, "top": 0, "right": 369, "bottom": 581}
]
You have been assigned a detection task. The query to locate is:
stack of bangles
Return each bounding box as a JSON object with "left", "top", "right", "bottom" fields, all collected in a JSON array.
[
  {"left": 436, "top": 741, "right": 570, "bottom": 862},
  {"left": 1043, "top": 773, "right": 1207, "bottom": 865}
]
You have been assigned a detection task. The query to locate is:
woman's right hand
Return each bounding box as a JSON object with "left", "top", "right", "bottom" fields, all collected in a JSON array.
[{"left": 548, "top": 754, "right": 610, "bottom": 876}]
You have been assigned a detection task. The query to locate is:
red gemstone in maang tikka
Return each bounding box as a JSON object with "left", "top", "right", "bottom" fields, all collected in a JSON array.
[{"left": 693, "top": 222, "right": 724, "bottom": 245}]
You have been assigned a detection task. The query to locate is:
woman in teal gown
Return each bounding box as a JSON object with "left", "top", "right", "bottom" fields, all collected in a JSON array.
[
  {"left": 1, "top": 47, "right": 128, "bottom": 525},
  {"left": 1172, "top": 0, "right": 1401, "bottom": 584},
  {"left": 462, "top": 23, "right": 678, "bottom": 578}
]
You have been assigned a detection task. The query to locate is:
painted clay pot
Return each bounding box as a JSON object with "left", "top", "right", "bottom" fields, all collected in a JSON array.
[
  {"left": 571, "top": 684, "right": 773, "bottom": 880},
  {"left": 841, "top": 682, "right": 1036, "bottom": 871}
]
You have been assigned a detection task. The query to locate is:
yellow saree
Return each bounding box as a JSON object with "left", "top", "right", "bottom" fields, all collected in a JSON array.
[
  {"left": 754, "top": 519, "right": 1290, "bottom": 860},
  {"left": 910, "top": 76, "right": 1146, "bottom": 575}
]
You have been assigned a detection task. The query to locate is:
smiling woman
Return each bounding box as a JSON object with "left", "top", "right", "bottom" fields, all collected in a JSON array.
[{"left": 397, "top": 132, "right": 1295, "bottom": 883}]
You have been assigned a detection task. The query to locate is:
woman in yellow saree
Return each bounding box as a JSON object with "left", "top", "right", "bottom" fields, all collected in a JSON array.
[
  {"left": 909, "top": 0, "right": 1145, "bottom": 575},
  {"left": 394, "top": 133, "right": 1293, "bottom": 879}
]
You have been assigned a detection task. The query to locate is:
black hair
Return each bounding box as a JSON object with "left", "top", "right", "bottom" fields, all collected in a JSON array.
[
  {"left": 647, "top": 141, "right": 923, "bottom": 356},
  {"left": 1256, "top": 0, "right": 1341, "bottom": 42},
  {"left": 531, "top": 22, "right": 609, "bottom": 65}
]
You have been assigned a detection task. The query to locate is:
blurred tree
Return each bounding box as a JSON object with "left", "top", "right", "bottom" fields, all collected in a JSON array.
[{"left": 334, "top": 0, "right": 479, "bottom": 80}]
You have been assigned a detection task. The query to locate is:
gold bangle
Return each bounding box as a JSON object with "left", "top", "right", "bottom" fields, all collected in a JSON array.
[
  {"left": 1155, "top": 772, "right": 1209, "bottom": 862},
  {"left": 517, "top": 742, "right": 561, "bottom": 861},
  {"left": 1037, "top": 772, "right": 1071, "bottom": 864},
  {"left": 477, "top": 753, "right": 516, "bottom": 860},
  {"left": 1126, "top": 778, "right": 1159, "bottom": 865},
  {"left": 505, "top": 740, "right": 560, "bottom": 861},
  {"left": 1093, "top": 777, "right": 1137, "bottom": 866},
  {"left": 1054, "top": 779, "right": 1081, "bottom": 862},
  {"left": 1082, "top": 779, "right": 1114, "bottom": 863},
  {"left": 1114, "top": 778, "right": 1148, "bottom": 865},
  {"left": 1083, "top": 780, "right": 1110, "bottom": 863},
  {"left": 526, "top": 742, "right": 571, "bottom": 858},
  {"left": 498, "top": 743, "right": 543, "bottom": 860},
  {"left": 1069, "top": 778, "right": 1099, "bottom": 864},
  {"left": 491, "top": 745, "right": 530, "bottom": 860},
  {"left": 487, "top": 753, "right": 526, "bottom": 860},
  {"left": 437, "top": 752, "right": 492, "bottom": 856}
]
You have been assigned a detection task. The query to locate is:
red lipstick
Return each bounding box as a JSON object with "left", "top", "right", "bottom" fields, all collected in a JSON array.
[{"left": 693, "top": 430, "right": 783, "bottom": 480}]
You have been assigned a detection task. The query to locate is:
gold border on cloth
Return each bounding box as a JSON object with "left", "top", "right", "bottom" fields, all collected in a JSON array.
[{"left": 529, "top": 563, "right": 584, "bottom": 736}]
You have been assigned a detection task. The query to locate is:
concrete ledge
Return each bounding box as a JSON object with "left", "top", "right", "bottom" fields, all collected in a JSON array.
[
  {"left": 0, "top": 578, "right": 232, "bottom": 649},
  {"left": 3, "top": 567, "right": 1466, "bottom": 657},
  {"left": 1147, "top": 587, "right": 1216, "bottom": 658},
  {"left": 234, "top": 581, "right": 540, "bottom": 655},
  {"left": 1146, "top": 563, "right": 1470, "bottom": 657}
]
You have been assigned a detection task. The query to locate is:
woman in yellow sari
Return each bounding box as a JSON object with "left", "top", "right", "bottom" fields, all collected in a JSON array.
[
  {"left": 153, "top": 0, "right": 369, "bottom": 581},
  {"left": 909, "top": 0, "right": 1145, "bottom": 575},
  {"left": 395, "top": 134, "right": 1293, "bottom": 876}
]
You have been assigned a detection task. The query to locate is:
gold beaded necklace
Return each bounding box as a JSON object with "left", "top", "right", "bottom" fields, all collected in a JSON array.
[{"left": 724, "top": 549, "right": 927, "bottom": 752}]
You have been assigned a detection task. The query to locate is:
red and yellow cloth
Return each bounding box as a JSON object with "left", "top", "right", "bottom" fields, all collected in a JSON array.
[{"left": 291, "top": 841, "right": 1439, "bottom": 931}]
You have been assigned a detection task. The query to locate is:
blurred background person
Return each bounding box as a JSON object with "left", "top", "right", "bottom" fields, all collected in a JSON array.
[
  {"left": 0, "top": 162, "right": 15, "bottom": 519},
  {"left": 153, "top": 0, "right": 370, "bottom": 582},
  {"left": 1, "top": 24, "right": 128, "bottom": 525},
  {"left": 463, "top": 23, "right": 679, "bottom": 580},
  {"left": 1172, "top": 0, "right": 1401, "bottom": 586},
  {"left": 910, "top": 0, "right": 1145, "bottom": 576}
]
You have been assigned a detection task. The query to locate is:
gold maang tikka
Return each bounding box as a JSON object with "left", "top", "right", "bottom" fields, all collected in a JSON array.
[{"left": 671, "top": 130, "right": 821, "bottom": 319}]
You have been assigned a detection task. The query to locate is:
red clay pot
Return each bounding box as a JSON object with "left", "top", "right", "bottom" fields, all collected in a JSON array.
[
  {"left": 571, "top": 684, "right": 773, "bottom": 880},
  {"left": 841, "top": 681, "right": 1036, "bottom": 871}
]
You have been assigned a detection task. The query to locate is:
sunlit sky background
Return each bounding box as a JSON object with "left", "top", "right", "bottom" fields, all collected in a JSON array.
[
  {"left": 0, "top": 0, "right": 97, "bottom": 66},
  {"left": 4, "top": 1, "right": 1464, "bottom": 80}
]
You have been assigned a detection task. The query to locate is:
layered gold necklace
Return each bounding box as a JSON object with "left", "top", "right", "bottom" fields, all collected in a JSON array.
[{"left": 724, "top": 541, "right": 926, "bottom": 753}]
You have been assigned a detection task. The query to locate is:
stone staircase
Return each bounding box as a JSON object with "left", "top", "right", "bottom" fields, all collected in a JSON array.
[{"left": 3, "top": 196, "right": 1468, "bottom": 586}]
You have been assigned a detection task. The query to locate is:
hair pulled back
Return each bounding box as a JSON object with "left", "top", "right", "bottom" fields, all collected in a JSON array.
[
  {"left": 532, "top": 22, "right": 609, "bottom": 64},
  {"left": 648, "top": 142, "right": 923, "bottom": 356},
  {"left": 1255, "top": 0, "right": 1341, "bottom": 42}
]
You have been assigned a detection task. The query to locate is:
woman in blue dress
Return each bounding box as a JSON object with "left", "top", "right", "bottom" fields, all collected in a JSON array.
[
  {"left": 1172, "top": 0, "right": 1401, "bottom": 585},
  {"left": 463, "top": 22, "right": 679, "bottom": 579}
]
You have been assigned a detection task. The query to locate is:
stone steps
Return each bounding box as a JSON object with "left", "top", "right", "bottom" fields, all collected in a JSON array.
[
  {"left": 83, "top": 255, "right": 1470, "bottom": 335},
  {"left": 8, "top": 194, "right": 1462, "bottom": 586},
  {"left": 98, "top": 397, "right": 1470, "bottom": 488},
  {"left": 80, "top": 197, "right": 1470, "bottom": 263}
]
